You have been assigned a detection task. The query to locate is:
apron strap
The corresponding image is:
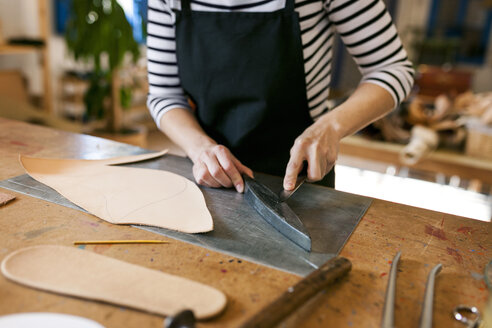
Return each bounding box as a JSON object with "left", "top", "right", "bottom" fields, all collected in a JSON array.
[
  {"left": 181, "top": 0, "right": 191, "bottom": 13},
  {"left": 285, "top": 0, "right": 296, "bottom": 13}
]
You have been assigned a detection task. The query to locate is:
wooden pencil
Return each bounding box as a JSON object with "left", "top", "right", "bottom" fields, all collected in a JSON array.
[{"left": 74, "top": 240, "right": 169, "bottom": 245}]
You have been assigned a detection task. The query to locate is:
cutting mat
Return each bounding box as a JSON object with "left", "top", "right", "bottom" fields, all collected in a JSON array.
[{"left": 0, "top": 154, "right": 371, "bottom": 276}]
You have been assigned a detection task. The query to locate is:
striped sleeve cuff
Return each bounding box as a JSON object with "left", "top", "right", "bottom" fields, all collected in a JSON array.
[
  {"left": 147, "top": 94, "right": 193, "bottom": 129},
  {"left": 362, "top": 63, "right": 415, "bottom": 107}
]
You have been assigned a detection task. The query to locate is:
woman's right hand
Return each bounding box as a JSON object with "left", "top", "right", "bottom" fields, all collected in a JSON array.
[
  {"left": 157, "top": 108, "right": 253, "bottom": 192},
  {"left": 190, "top": 144, "right": 254, "bottom": 193}
]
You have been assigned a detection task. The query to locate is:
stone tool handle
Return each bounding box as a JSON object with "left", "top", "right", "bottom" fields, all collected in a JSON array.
[{"left": 240, "top": 256, "right": 352, "bottom": 328}]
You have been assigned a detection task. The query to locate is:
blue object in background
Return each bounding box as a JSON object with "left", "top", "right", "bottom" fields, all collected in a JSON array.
[
  {"left": 54, "top": 0, "right": 71, "bottom": 34},
  {"left": 54, "top": 0, "right": 147, "bottom": 44},
  {"left": 127, "top": 0, "right": 147, "bottom": 44},
  {"left": 426, "top": 0, "right": 491, "bottom": 65}
]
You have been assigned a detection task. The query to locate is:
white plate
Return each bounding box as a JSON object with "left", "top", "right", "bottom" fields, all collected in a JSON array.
[{"left": 0, "top": 313, "right": 105, "bottom": 328}]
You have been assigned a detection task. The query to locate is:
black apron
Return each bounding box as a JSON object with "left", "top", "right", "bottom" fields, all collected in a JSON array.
[{"left": 175, "top": 0, "right": 334, "bottom": 187}]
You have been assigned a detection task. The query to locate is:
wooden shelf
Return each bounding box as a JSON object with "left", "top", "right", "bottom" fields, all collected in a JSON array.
[
  {"left": 0, "top": 44, "right": 42, "bottom": 55},
  {"left": 339, "top": 135, "right": 492, "bottom": 185},
  {"left": 0, "top": 0, "right": 52, "bottom": 113}
]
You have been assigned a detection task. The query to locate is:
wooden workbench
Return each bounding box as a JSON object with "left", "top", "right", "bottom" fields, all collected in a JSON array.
[{"left": 0, "top": 117, "right": 490, "bottom": 328}]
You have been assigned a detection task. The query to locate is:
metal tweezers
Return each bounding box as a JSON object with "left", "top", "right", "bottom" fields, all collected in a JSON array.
[{"left": 381, "top": 251, "right": 442, "bottom": 328}]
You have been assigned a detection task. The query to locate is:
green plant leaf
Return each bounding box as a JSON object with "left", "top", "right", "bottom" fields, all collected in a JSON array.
[{"left": 64, "top": 0, "right": 141, "bottom": 131}]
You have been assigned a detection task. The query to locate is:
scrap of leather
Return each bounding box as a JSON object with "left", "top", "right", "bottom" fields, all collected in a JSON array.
[
  {"left": 19, "top": 150, "right": 213, "bottom": 233},
  {"left": 1, "top": 245, "right": 227, "bottom": 319},
  {"left": 0, "top": 191, "right": 15, "bottom": 206}
]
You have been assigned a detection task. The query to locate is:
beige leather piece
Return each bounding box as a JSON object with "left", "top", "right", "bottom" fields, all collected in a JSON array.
[
  {"left": 1, "top": 246, "right": 227, "bottom": 319},
  {"left": 97, "top": 150, "right": 170, "bottom": 166},
  {"left": 0, "top": 191, "right": 15, "bottom": 206},
  {"left": 19, "top": 151, "right": 213, "bottom": 233}
]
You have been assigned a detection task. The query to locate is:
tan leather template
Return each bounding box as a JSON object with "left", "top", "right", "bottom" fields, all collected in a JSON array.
[
  {"left": 0, "top": 191, "right": 16, "bottom": 206},
  {"left": 19, "top": 150, "right": 213, "bottom": 233},
  {"left": 1, "top": 246, "right": 227, "bottom": 319}
]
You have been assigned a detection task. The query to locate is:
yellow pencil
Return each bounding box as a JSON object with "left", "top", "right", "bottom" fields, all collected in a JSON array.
[{"left": 74, "top": 240, "right": 169, "bottom": 245}]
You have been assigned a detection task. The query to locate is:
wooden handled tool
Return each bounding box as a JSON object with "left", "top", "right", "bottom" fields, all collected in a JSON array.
[{"left": 240, "top": 256, "right": 352, "bottom": 328}]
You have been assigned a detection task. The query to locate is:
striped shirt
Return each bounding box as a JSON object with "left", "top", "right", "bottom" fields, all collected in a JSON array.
[{"left": 147, "top": 0, "right": 414, "bottom": 127}]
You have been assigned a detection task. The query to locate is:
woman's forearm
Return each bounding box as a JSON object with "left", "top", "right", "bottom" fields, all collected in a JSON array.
[
  {"left": 319, "top": 82, "right": 395, "bottom": 140},
  {"left": 158, "top": 108, "right": 217, "bottom": 162}
]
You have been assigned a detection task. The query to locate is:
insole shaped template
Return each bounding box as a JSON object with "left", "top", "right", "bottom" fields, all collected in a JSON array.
[{"left": 1, "top": 245, "right": 227, "bottom": 319}]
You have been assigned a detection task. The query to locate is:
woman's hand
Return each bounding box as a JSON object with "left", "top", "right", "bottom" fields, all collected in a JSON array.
[
  {"left": 158, "top": 108, "right": 253, "bottom": 193},
  {"left": 190, "top": 144, "right": 254, "bottom": 193},
  {"left": 283, "top": 116, "right": 341, "bottom": 190},
  {"left": 282, "top": 83, "right": 395, "bottom": 190}
]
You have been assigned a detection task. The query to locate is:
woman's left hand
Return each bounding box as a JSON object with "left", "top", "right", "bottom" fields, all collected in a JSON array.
[
  {"left": 283, "top": 115, "right": 341, "bottom": 190},
  {"left": 282, "top": 83, "right": 396, "bottom": 190}
]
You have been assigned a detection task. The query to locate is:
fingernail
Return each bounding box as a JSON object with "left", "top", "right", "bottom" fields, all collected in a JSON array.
[
  {"left": 286, "top": 182, "right": 294, "bottom": 189},
  {"left": 236, "top": 184, "right": 244, "bottom": 193}
]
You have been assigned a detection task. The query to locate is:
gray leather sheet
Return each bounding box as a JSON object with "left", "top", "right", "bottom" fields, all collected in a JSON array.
[{"left": 0, "top": 154, "right": 371, "bottom": 276}]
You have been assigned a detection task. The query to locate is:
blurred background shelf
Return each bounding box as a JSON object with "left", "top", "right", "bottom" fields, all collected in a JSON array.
[
  {"left": 0, "top": 44, "right": 42, "bottom": 55},
  {"left": 339, "top": 135, "right": 492, "bottom": 186},
  {"left": 0, "top": 0, "right": 52, "bottom": 112}
]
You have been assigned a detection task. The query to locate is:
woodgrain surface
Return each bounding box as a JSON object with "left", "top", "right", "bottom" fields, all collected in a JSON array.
[{"left": 0, "top": 117, "right": 490, "bottom": 327}]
